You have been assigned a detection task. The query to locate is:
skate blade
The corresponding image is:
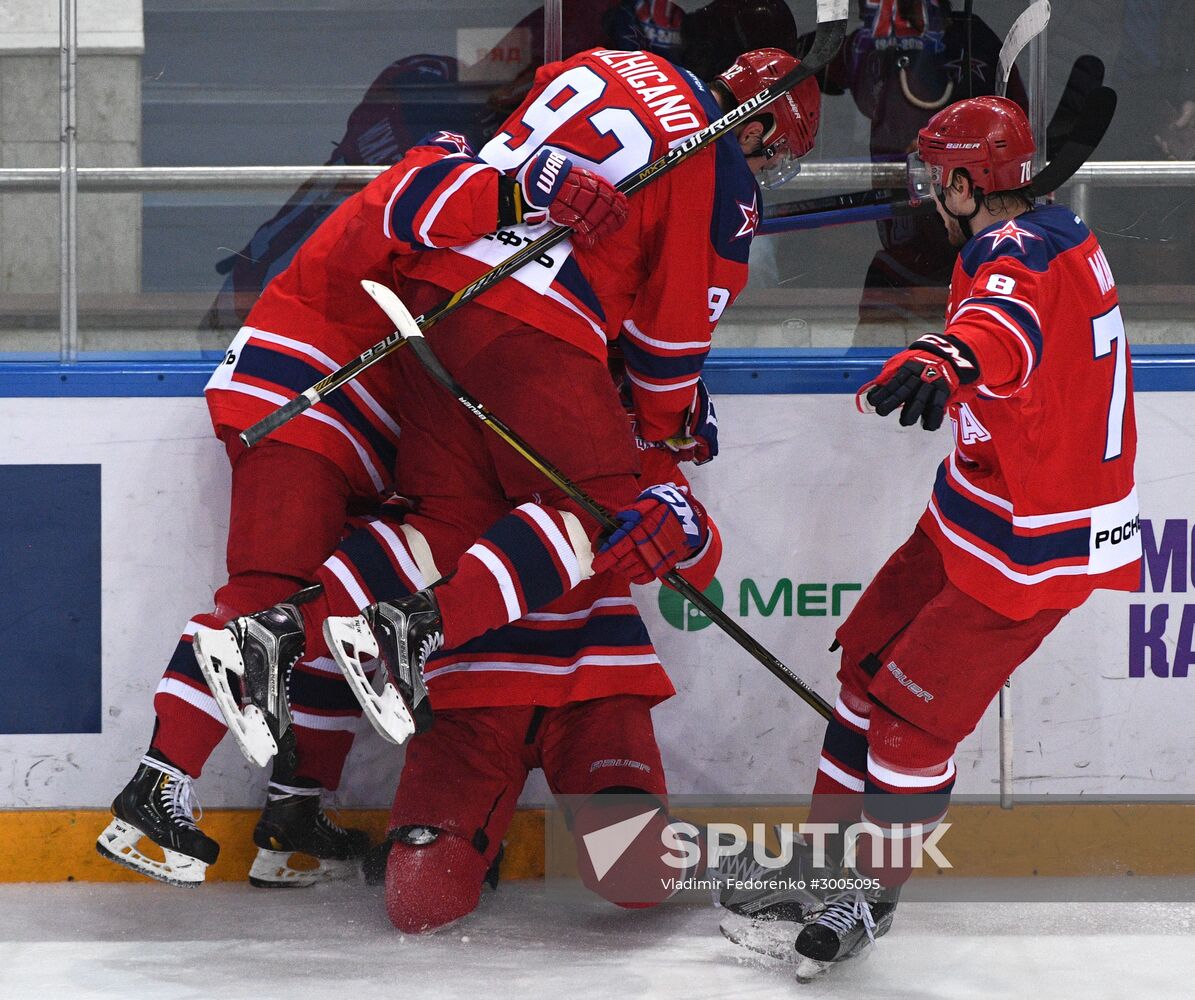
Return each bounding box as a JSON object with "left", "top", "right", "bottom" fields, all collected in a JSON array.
[
  {"left": 247, "top": 848, "right": 357, "bottom": 889},
  {"left": 95, "top": 817, "right": 208, "bottom": 887},
  {"left": 324, "top": 616, "right": 415, "bottom": 745},
  {"left": 794, "top": 955, "right": 833, "bottom": 983},
  {"left": 720, "top": 913, "right": 803, "bottom": 963},
  {"left": 193, "top": 626, "right": 279, "bottom": 767}
]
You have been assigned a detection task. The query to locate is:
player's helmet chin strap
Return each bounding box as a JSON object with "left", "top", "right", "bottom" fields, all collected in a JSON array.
[{"left": 938, "top": 167, "right": 984, "bottom": 241}]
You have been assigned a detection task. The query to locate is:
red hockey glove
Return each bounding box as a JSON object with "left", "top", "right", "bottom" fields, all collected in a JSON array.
[
  {"left": 663, "top": 379, "right": 719, "bottom": 465},
  {"left": 592, "top": 483, "right": 708, "bottom": 585},
  {"left": 515, "top": 148, "right": 628, "bottom": 248},
  {"left": 858, "top": 334, "right": 981, "bottom": 431}
]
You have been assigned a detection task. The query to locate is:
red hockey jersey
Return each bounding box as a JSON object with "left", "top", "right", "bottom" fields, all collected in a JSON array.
[
  {"left": 204, "top": 132, "right": 509, "bottom": 497},
  {"left": 917, "top": 204, "right": 1141, "bottom": 620},
  {"left": 396, "top": 48, "right": 759, "bottom": 441}
]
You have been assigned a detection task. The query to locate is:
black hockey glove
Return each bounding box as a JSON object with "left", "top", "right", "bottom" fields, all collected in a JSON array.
[{"left": 859, "top": 334, "right": 980, "bottom": 431}]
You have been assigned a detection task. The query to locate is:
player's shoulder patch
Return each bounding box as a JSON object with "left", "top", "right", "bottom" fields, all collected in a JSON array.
[
  {"left": 709, "top": 142, "right": 759, "bottom": 264},
  {"left": 961, "top": 204, "right": 1088, "bottom": 276}
]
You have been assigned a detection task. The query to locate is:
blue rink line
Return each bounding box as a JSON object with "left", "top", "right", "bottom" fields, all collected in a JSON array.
[{"left": 0, "top": 346, "right": 1192, "bottom": 395}]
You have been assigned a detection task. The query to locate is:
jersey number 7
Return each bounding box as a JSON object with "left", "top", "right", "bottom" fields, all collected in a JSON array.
[{"left": 1092, "top": 304, "right": 1128, "bottom": 462}]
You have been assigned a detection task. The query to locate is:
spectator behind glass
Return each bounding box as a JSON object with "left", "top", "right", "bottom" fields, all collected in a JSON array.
[
  {"left": 807, "top": 0, "right": 1026, "bottom": 345},
  {"left": 202, "top": 0, "right": 685, "bottom": 335}
]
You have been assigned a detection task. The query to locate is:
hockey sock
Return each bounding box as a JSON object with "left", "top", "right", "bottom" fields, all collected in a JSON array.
[
  {"left": 433, "top": 503, "right": 594, "bottom": 648},
  {"left": 806, "top": 691, "right": 871, "bottom": 833},
  {"left": 856, "top": 751, "right": 955, "bottom": 888},
  {"left": 151, "top": 615, "right": 237, "bottom": 779},
  {"left": 293, "top": 516, "right": 442, "bottom": 789}
]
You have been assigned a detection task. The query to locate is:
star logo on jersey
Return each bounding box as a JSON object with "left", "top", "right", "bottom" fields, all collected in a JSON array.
[
  {"left": 977, "top": 220, "right": 1041, "bottom": 253},
  {"left": 428, "top": 130, "right": 471, "bottom": 155},
  {"left": 734, "top": 194, "right": 759, "bottom": 240}
]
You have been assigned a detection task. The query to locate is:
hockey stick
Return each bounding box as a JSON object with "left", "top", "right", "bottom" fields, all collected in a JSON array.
[
  {"left": 761, "top": 82, "right": 1114, "bottom": 235},
  {"left": 240, "top": 1, "right": 848, "bottom": 448},
  {"left": 759, "top": 187, "right": 933, "bottom": 235},
  {"left": 360, "top": 279, "right": 834, "bottom": 722},
  {"left": 997, "top": 0, "right": 1050, "bottom": 98}
]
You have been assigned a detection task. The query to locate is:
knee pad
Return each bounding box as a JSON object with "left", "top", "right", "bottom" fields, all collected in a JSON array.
[
  {"left": 867, "top": 705, "right": 956, "bottom": 772},
  {"left": 384, "top": 826, "right": 490, "bottom": 934},
  {"left": 571, "top": 789, "right": 683, "bottom": 910}
]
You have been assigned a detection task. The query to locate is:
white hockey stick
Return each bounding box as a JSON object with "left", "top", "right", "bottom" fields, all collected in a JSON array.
[{"left": 997, "top": 0, "right": 1051, "bottom": 98}]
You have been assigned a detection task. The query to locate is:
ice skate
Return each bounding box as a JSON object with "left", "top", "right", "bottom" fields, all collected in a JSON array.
[
  {"left": 248, "top": 777, "right": 370, "bottom": 888},
  {"left": 96, "top": 750, "right": 219, "bottom": 887},
  {"left": 192, "top": 586, "right": 318, "bottom": 767},
  {"left": 325, "top": 589, "right": 440, "bottom": 745},
  {"left": 718, "top": 832, "right": 823, "bottom": 961},
  {"left": 793, "top": 883, "right": 900, "bottom": 983}
]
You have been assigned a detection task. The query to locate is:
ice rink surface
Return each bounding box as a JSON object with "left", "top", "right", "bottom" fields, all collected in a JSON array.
[{"left": 3, "top": 880, "right": 1195, "bottom": 1000}]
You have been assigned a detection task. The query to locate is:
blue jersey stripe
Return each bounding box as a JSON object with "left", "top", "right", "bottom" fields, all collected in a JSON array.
[
  {"left": 477, "top": 514, "right": 566, "bottom": 613},
  {"left": 389, "top": 157, "right": 481, "bottom": 248},
  {"left": 556, "top": 255, "right": 606, "bottom": 322},
  {"left": 335, "top": 524, "right": 413, "bottom": 603},
  {"left": 619, "top": 332, "right": 706, "bottom": 380},
  {"left": 236, "top": 344, "right": 397, "bottom": 475},
  {"left": 164, "top": 637, "right": 207, "bottom": 685},
  {"left": 959, "top": 295, "right": 1044, "bottom": 364},
  {"left": 447, "top": 608, "right": 652, "bottom": 660},
  {"left": 932, "top": 464, "right": 1089, "bottom": 566}
]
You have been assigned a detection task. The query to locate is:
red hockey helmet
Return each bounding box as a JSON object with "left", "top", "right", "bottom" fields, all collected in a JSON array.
[
  {"left": 914, "top": 96, "right": 1036, "bottom": 197},
  {"left": 716, "top": 48, "right": 821, "bottom": 188}
]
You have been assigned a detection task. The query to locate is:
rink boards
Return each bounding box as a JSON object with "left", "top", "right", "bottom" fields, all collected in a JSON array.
[{"left": 0, "top": 393, "right": 1191, "bottom": 879}]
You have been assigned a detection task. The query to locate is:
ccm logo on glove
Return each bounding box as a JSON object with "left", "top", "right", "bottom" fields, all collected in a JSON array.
[{"left": 858, "top": 334, "right": 980, "bottom": 432}]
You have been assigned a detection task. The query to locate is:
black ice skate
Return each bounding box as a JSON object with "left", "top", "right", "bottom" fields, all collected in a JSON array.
[
  {"left": 248, "top": 777, "right": 371, "bottom": 888},
  {"left": 718, "top": 832, "right": 823, "bottom": 961},
  {"left": 192, "top": 586, "right": 319, "bottom": 767},
  {"left": 96, "top": 750, "right": 220, "bottom": 887},
  {"left": 793, "top": 882, "right": 901, "bottom": 982},
  {"left": 324, "top": 589, "right": 440, "bottom": 745}
]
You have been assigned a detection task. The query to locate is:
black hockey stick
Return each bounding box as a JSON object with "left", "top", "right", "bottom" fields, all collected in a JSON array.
[
  {"left": 788, "top": 79, "right": 1115, "bottom": 230},
  {"left": 359, "top": 279, "right": 834, "bottom": 722},
  {"left": 1026, "top": 84, "right": 1115, "bottom": 197},
  {"left": 240, "top": 1, "right": 848, "bottom": 447}
]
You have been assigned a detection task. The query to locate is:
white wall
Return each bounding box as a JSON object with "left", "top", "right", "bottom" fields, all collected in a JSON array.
[{"left": 0, "top": 392, "right": 1189, "bottom": 810}]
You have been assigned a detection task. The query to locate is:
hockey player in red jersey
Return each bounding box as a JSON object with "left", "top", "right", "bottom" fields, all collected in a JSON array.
[
  {"left": 295, "top": 45, "right": 821, "bottom": 742},
  {"left": 722, "top": 97, "right": 1141, "bottom": 981},
  {"left": 96, "top": 129, "right": 632, "bottom": 888},
  {"left": 180, "top": 44, "right": 816, "bottom": 904}
]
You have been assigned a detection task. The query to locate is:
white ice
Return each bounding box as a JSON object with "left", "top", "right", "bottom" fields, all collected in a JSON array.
[{"left": 2, "top": 880, "right": 1193, "bottom": 1000}]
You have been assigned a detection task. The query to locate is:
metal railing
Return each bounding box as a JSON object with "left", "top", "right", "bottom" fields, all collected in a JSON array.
[
  {"left": 1, "top": 160, "right": 1194, "bottom": 192},
  {"left": 3, "top": 159, "right": 1193, "bottom": 362}
]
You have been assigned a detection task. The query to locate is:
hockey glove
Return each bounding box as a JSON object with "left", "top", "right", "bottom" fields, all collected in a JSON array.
[
  {"left": 505, "top": 148, "right": 629, "bottom": 248},
  {"left": 663, "top": 379, "right": 719, "bottom": 465},
  {"left": 592, "top": 483, "right": 708, "bottom": 585},
  {"left": 859, "top": 334, "right": 980, "bottom": 431}
]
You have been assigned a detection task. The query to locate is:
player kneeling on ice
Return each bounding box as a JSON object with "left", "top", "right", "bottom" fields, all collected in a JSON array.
[
  {"left": 368, "top": 468, "right": 717, "bottom": 931},
  {"left": 721, "top": 96, "right": 1141, "bottom": 981}
]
